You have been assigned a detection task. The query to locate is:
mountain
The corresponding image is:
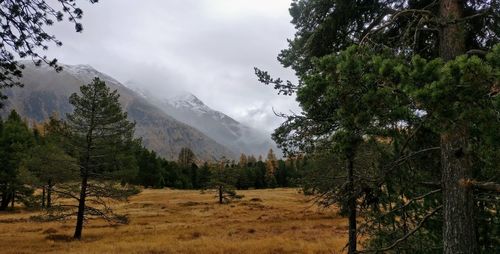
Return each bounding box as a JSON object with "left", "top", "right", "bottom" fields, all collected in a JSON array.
[
  {"left": 127, "top": 84, "right": 277, "bottom": 157},
  {"left": 0, "top": 62, "right": 235, "bottom": 161}
]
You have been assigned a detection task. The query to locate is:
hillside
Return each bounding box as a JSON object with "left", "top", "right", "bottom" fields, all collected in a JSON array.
[
  {"left": 128, "top": 85, "right": 277, "bottom": 157},
  {"left": 0, "top": 62, "right": 235, "bottom": 161}
]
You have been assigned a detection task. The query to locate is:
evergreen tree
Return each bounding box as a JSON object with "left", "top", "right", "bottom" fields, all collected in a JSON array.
[
  {"left": 205, "top": 158, "right": 240, "bottom": 204},
  {"left": 190, "top": 163, "right": 200, "bottom": 189},
  {"left": 247, "top": 155, "right": 257, "bottom": 166},
  {"left": 135, "top": 148, "right": 164, "bottom": 188},
  {"left": 275, "top": 160, "right": 288, "bottom": 187},
  {"left": 257, "top": 1, "right": 499, "bottom": 253},
  {"left": 0, "top": 110, "right": 34, "bottom": 210},
  {"left": 198, "top": 162, "right": 212, "bottom": 189},
  {"left": 66, "top": 78, "right": 138, "bottom": 240},
  {"left": 0, "top": 0, "right": 99, "bottom": 107},
  {"left": 254, "top": 160, "right": 267, "bottom": 189},
  {"left": 22, "top": 142, "right": 78, "bottom": 208}
]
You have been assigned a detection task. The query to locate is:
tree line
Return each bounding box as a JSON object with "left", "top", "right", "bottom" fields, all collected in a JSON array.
[
  {"left": 134, "top": 147, "right": 307, "bottom": 191},
  {"left": 0, "top": 78, "right": 307, "bottom": 239}
]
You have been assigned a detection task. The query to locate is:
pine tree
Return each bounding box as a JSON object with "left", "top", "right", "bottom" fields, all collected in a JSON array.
[
  {"left": 22, "top": 142, "right": 78, "bottom": 208},
  {"left": 247, "top": 155, "right": 257, "bottom": 166},
  {"left": 66, "top": 78, "right": 137, "bottom": 240},
  {"left": 257, "top": 1, "right": 499, "bottom": 253},
  {"left": 205, "top": 158, "right": 240, "bottom": 204},
  {"left": 0, "top": 0, "right": 98, "bottom": 107},
  {"left": 135, "top": 148, "right": 164, "bottom": 188},
  {"left": 0, "top": 110, "right": 34, "bottom": 210}
]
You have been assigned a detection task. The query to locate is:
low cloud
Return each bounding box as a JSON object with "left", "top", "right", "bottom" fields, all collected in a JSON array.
[{"left": 44, "top": 0, "right": 300, "bottom": 134}]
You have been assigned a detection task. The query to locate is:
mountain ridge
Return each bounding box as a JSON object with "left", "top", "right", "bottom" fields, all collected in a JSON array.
[
  {"left": 127, "top": 85, "right": 277, "bottom": 158},
  {"left": 0, "top": 62, "right": 236, "bottom": 161}
]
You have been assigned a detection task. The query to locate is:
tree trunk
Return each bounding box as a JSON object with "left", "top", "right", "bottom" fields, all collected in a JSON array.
[
  {"left": 73, "top": 176, "right": 88, "bottom": 240},
  {"left": 439, "top": 0, "right": 466, "bottom": 61},
  {"left": 47, "top": 179, "right": 52, "bottom": 208},
  {"left": 0, "top": 192, "right": 10, "bottom": 211},
  {"left": 439, "top": 1, "right": 478, "bottom": 253},
  {"left": 441, "top": 129, "right": 478, "bottom": 254},
  {"left": 218, "top": 186, "right": 223, "bottom": 204},
  {"left": 347, "top": 154, "right": 357, "bottom": 254},
  {"left": 42, "top": 186, "right": 46, "bottom": 208},
  {"left": 10, "top": 190, "right": 14, "bottom": 209}
]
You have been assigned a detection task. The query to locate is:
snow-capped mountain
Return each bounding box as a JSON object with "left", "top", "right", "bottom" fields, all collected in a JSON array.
[
  {"left": 1, "top": 62, "right": 235, "bottom": 161},
  {"left": 63, "top": 64, "right": 122, "bottom": 86},
  {"left": 127, "top": 85, "right": 277, "bottom": 157}
]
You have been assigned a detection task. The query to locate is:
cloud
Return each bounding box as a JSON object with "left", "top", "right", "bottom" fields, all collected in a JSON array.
[{"left": 44, "top": 0, "right": 301, "bottom": 134}]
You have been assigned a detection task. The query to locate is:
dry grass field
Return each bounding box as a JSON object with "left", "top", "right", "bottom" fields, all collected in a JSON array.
[{"left": 0, "top": 188, "right": 349, "bottom": 254}]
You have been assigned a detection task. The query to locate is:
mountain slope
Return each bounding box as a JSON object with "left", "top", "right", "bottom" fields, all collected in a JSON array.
[
  {"left": 128, "top": 85, "right": 277, "bottom": 157},
  {"left": 0, "top": 62, "right": 235, "bottom": 161}
]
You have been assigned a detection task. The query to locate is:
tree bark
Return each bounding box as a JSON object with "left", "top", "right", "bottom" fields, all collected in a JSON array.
[
  {"left": 73, "top": 176, "right": 88, "bottom": 240},
  {"left": 10, "top": 190, "right": 14, "bottom": 209},
  {"left": 0, "top": 192, "right": 10, "bottom": 211},
  {"left": 440, "top": 129, "right": 478, "bottom": 254},
  {"left": 439, "top": 0, "right": 466, "bottom": 61},
  {"left": 347, "top": 154, "right": 357, "bottom": 254},
  {"left": 47, "top": 179, "right": 52, "bottom": 208},
  {"left": 439, "top": 2, "right": 478, "bottom": 253},
  {"left": 42, "top": 186, "right": 46, "bottom": 208}
]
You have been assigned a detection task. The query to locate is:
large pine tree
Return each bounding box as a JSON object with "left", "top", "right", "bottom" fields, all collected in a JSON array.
[
  {"left": 67, "top": 78, "right": 137, "bottom": 240},
  {"left": 257, "top": 1, "right": 499, "bottom": 253}
]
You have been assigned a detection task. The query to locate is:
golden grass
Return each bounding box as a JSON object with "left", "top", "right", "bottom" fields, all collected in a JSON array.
[{"left": 0, "top": 188, "right": 348, "bottom": 254}]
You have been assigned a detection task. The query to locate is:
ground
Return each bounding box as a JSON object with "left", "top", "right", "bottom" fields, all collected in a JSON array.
[{"left": 0, "top": 188, "right": 348, "bottom": 254}]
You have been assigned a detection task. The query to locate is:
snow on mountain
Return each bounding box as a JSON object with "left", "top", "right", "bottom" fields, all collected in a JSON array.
[
  {"left": 126, "top": 85, "right": 277, "bottom": 157},
  {"left": 2, "top": 62, "right": 235, "bottom": 161},
  {"left": 169, "top": 93, "right": 213, "bottom": 115},
  {"left": 63, "top": 64, "right": 122, "bottom": 86}
]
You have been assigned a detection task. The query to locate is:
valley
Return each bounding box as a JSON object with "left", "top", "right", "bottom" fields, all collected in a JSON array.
[{"left": 0, "top": 189, "right": 348, "bottom": 254}]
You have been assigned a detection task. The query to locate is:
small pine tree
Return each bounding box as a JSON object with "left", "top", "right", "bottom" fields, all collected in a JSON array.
[{"left": 205, "top": 159, "right": 241, "bottom": 204}]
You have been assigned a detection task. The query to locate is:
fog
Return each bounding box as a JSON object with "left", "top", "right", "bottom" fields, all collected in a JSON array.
[{"left": 44, "top": 0, "right": 300, "bottom": 134}]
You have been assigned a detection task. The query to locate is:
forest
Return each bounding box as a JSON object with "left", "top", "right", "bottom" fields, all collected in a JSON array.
[{"left": 1, "top": 0, "right": 500, "bottom": 254}]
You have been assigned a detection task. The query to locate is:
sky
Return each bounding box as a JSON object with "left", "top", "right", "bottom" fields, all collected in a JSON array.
[{"left": 44, "top": 0, "right": 301, "bottom": 134}]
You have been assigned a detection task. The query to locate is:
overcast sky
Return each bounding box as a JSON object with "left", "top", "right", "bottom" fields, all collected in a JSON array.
[{"left": 45, "top": 0, "right": 300, "bottom": 134}]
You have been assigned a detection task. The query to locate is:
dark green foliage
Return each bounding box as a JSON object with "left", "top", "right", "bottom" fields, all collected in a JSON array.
[
  {"left": 278, "top": 0, "right": 499, "bottom": 79},
  {"left": 198, "top": 162, "right": 212, "bottom": 189},
  {"left": 264, "top": 44, "right": 500, "bottom": 252},
  {"left": 66, "top": 78, "right": 138, "bottom": 239},
  {"left": 22, "top": 142, "right": 78, "bottom": 208},
  {"left": 0, "top": 0, "right": 99, "bottom": 107},
  {"left": 135, "top": 147, "right": 165, "bottom": 188},
  {"left": 0, "top": 110, "right": 34, "bottom": 210},
  {"left": 130, "top": 148, "right": 302, "bottom": 191},
  {"left": 257, "top": 1, "right": 500, "bottom": 253},
  {"left": 204, "top": 159, "right": 240, "bottom": 204}
]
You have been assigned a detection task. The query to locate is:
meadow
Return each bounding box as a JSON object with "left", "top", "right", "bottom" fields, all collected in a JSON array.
[{"left": 0, "top": 188, "right": 348, "bottom": 254}]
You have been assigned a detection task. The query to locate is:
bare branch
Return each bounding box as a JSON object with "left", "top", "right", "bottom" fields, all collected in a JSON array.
[{"left": 357, "top": 205, "right": 443, "bottom": 253}]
